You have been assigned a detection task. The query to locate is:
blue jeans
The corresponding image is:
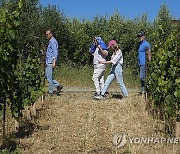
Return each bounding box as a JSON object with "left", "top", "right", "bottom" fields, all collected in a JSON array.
[
  {"left": 45, "top": 64, "right": 60, "bottom": 93},
  {"left": 139, "top": 65, "right": 146, "bottom": 93},
  {"left": 101, "top": 64, "right": 128, "bottom": 97}
]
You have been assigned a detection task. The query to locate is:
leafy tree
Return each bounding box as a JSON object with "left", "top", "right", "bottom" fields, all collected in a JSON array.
[
  {"left": 153, "top": 4, "right": 172, "bottom": 46},
  {"left": 0, "top": 0, "right": 44, "bottom": 141},
  {"left": 147, "top": 5, "right": 179, "bottom": 130}
]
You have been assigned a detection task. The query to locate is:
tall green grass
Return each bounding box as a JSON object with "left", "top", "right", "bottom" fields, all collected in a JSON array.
[{"left": 54, "top": 64, "right": 139, "bottom": 90}]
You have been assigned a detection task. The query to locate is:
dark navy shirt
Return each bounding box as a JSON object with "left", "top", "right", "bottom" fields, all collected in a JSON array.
[{"left": 138, "top": 40, "right": 150, "bottom": 66}]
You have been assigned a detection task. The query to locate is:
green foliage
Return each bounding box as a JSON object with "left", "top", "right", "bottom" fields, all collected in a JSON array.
[
  {"left": 0, "top": 0, "right": 44, "bottom": 118},
  {"left": 153, "top": 4, "right": 172, "bottom": 46},
  {"left": 0, "top": 0, "right": 179, "bottom": 135},
  {"left": 147, "top": 18, "right": 180, "bottom": 120},
  {"left": 0, "top": 0, "right": 22, "bottom": 115},
  {"left": 0, "top": 148, "right": 21, "bottom": 154}
]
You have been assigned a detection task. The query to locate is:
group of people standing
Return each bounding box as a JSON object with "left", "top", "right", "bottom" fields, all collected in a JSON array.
[
  {"left": 91, "top": 32, "right": 151, "bottom": 99},
  {"left": 44, "top": 29, "right": 151, "bottom": 99},
  {"left": 91, "top": 38, "right": 128, "bottom": 99}
]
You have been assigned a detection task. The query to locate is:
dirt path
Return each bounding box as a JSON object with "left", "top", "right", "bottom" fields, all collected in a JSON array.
[{"left": 17, "top": 89, "right": 179, "bottom": 154}]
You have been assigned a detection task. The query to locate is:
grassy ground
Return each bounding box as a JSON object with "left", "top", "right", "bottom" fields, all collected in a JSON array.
[
  {"left": 54, "top": 64, "right": 140, "bottom": 91},
  {"left": 0, "top": 65, "right": 179, "bottom": 154},
  {"left": 16, "top": 92, "right": 179, "bottom": 154}
]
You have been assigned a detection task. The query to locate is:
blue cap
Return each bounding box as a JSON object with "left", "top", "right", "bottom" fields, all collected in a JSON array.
[
  {"left": 92, "top": 36, "right": 108, "bottom": 50},
  {"left": 137, "top": 32, "right": 145, "bottom": 37},
  {"left": 95, "top": 36, "right": 102, "bottom": 41}
]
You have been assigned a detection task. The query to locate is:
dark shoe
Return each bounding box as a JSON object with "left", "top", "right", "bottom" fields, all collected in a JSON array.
[
  {"left": 57, "top": 85, "right": 63, "bottom": 93},
  {"left": 103, "top": 93, "right": 107, "bottom": 98},
  {"left": 138, "top": 91, "right": 145, "bottom": 96}
]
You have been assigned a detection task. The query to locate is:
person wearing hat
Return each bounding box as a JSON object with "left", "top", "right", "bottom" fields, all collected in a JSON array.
[
  {"left": 94, "top": 40, "right": 128, "bottom": 99},
  {"left": 137, "top": 31, "right": 151, "bottom": 94},
  {"left": 90, "top": 37, "right": 108, "bottom": 98}
]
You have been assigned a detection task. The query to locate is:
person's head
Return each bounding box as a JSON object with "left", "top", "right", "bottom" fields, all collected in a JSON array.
[
  {"left": 137, "top": 31, "right": 145, "bottom": 42},
  {"left": 46, "top": 29, "right": 53, "bottom": 40},
  {"left": 108, "top": 40, "right": 119, "bottom": 51}
]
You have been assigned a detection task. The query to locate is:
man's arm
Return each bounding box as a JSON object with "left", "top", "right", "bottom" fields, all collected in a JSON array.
[
  {"left": 51, "top": 41, "right": 58, "bottom": 68},
  {"left": 97, "top": 45, "right": 108, "bottom": 57},
  {"left": 99, "top": 60, "right": 112, "bottom": 64},
  {"left": 146, "top": 48, "right": 152, "bottom": 62}
]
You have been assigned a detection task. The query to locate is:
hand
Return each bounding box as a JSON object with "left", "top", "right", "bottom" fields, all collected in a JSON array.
[
  {"left": 52, "top": 60, "right": 56, "bottom": 68},
  {"left": 97, "top": 45, "right": 101, "bottom": 49},
  {"left": 98, "top": 60, "right": 104, "bottom": 64},
  {"left": 40, "top": 49, "right": 43, "bottom": 54}
]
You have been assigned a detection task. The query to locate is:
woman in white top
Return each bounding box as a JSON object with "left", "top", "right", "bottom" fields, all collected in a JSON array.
[{"left": 96, "top": 40, "right": 128, "bottom": 99}]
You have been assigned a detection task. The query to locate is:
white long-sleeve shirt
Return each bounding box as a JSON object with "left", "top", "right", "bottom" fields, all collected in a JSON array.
[
  {"left": 110, "top": 49, "right": 123, "bottom": 65},
  {"left": 93, "top": 48, "right": 108, "bottom": 69}
]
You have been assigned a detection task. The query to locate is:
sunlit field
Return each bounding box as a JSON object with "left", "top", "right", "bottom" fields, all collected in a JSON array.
[
  {"left": 55, "top": 64, "right": 140, "bottom": 91},
  {"left": 1, "top": 65, "right": 179, "bottom": 154}
]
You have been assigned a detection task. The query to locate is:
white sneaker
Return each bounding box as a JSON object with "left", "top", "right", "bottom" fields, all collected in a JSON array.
[
  {"left": 94, "top": 95, "right": 106, "bottom": 100},
  {"left": 92, "top": 92, "right": 100, "bottom": 98}
]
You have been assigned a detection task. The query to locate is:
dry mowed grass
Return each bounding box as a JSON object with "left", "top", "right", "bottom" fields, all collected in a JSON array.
[{"left": 3, "top": 89, "right": 180, "bottom": 154}]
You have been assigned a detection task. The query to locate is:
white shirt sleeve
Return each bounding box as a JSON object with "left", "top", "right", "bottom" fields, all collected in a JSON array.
[{"left": 110, "top": 50, "right": 123, "bottom": 65}]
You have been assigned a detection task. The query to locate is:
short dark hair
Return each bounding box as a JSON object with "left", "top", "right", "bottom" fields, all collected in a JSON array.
[{"left": 46, "top": 29, "right": 53, "bottom": 35}]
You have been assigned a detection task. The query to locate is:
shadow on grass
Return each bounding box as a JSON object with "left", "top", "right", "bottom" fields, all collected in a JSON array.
[
  {"left": 88, "top": 147, "right": 116, "bottom": 154},
  {"left": 14, "top": 121, "right": 36, "bottom": 138},
  {"left": 111, "top": 94, "right": 123, "bottom": 99},
  {"left": 0, "top": 121, "right": 50, "bottom": 153},
  {"left": 14, "top": 109, "right": 50, "bottom": 138},
  {"left": 0, "top": 135, "right": 18, "bottom": 152}
]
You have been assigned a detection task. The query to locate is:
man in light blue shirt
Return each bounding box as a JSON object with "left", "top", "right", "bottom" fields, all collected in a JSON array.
[
  {"left": 45, "top": 29, "right": 63, "bottom": 94},
  {"left": 137, "top": 31, "right": 151, "bottom": 94}
]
